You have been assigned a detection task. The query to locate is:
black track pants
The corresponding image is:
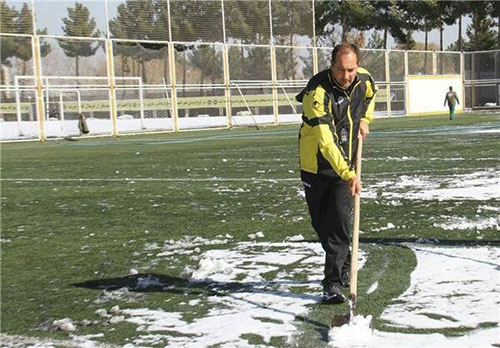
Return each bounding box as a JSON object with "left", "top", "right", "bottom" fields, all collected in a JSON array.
[{"left": 301, "top": 170, "right": 352, "bottom": 288}]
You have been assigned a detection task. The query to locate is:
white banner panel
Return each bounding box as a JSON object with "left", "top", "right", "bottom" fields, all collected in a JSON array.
[{"left": 407, "top": 75, "right": 463, "bottom": 115}]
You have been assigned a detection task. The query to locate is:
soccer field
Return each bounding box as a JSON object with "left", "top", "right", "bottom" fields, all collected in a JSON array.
[{"left": 1, "top": 113, "right": 499, "bottom": 347}]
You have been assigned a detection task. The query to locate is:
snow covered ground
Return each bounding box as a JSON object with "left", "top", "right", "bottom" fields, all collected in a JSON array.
[
  {"left": 2, "top": 158, "right": 499, "bottom": 348},
  {"left": 3, "top": 240, "right": 497, "bottom": 348},
  {"left": 364, "top": 169, "right": 499, "bottom": 201},
  {"left": 329, "top": 245, "right": 500, "bottom": 348},
  {"left": 120, "top": 240, "right": 364, "bottom": 348}
]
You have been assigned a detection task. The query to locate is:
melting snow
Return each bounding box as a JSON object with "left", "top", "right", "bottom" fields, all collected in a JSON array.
[
  {"left": 328, "top": 245, "right": 499, "bottom": 348},
  {"left": 366, "top": 281, "right": 379, "bottom": 294},
  {"left": 366, "top": 170, "right": 499, "bottom": 201},
  {"left": 123, "top": 240, "right": 329, "bottom": 347},
  {"left": 3, "top": 241, "right": 498, "bottom": 348},
  {"left": 328, "top": 315, "right": 373, "bottom": 347},
  {"left": 114, "top": 240, "right": 366, "bottom": 347},
  {"left": 381, "top": 246, "right": 499, "bottom": 329},
  {"left": 433, "top": 216, "right": 500, "bottom": 231}
]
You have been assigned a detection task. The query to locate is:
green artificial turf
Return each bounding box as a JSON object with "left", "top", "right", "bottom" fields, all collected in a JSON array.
[{"left": 1, "top": 112, "right": 499, "bottom": 346}]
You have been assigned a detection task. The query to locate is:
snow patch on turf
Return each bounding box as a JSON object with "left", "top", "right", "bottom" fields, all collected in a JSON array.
[
  {"left": 120, "top": 241, "right": 367, "bottom": 348},
  {"left": 365, "top": 170, "right": 499, "bottom": 201},
  {"left": 433, "top": 216, "right": 500, "bottom": 231},
  {"left": 366, "top": 281, "right": 378, "bottom": 294},
  {"left": 328, "top": 315, "right": 373, "bottom": 347},
  {"left": 328, "top": 245, "right": 500, "bottom": 348},
  {"left": 157, "top": 236, "right": 229, "bottom": 257},
  {"left": 381, "top": 245, "right": 500, "bottom": 330}
]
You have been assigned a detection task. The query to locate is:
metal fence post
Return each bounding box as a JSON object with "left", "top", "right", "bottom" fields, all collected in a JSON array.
[
  {"left": 166, "top": 0, "right": 179, "bottom": 132},
  {"left": 433, "top": 50, "right": 437, "bottom": 75},
  {"left": 221, "top": 0, "right": 232, "bottom": 130},
  {"left": 106, "top": 40, "right": 118, "bottom": 137},
  {"left": 312, "top": 0, "right": 318, "bottom": 75},
  {"left": 404, "top": 50, "right": 409, "bottom": 116},
  {"left": 385, "top": 49, "right": 391, "bottom": 117},
  {"left": 269, "top": 0, "right": 279, "bottom": 125},
  {"left": 32, "top": 36, "right": 46, "bottom": 141},
  {"left": 30, "top": 0, "right": 46, "bottom": 141},
  {"left": 460, "top": 51, "right": 465, "bottom": 108},
  {"left": 104, "top": 0, "right": 118, "bottom": 137}
]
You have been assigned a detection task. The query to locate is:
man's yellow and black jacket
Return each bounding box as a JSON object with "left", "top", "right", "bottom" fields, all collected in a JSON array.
[{"left": 296, "top": 68, "right": 377, "bottom": 181}]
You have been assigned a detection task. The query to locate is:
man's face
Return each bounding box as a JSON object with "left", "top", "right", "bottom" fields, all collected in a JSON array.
[{"left": 331, "top": 51, "right": 358, "bottom": 89}]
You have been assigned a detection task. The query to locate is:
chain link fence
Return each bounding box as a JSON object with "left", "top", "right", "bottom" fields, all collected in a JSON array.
[{"left": 0, "top": 0, "right": 496, "bottom": 141}]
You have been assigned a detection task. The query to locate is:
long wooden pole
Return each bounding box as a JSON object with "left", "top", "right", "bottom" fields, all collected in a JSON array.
[{"left": 349, "top": 136, "right": 363, "bottom": 321}]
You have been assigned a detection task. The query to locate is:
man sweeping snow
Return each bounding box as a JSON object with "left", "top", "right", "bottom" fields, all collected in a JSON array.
[{"left": 296, "top": 43, "right": 377, "bottom": 304}]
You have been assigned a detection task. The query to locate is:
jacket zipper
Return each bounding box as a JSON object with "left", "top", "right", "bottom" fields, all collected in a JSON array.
[{"left": 344, "top": 80, "right": 361, "bottom": 161}]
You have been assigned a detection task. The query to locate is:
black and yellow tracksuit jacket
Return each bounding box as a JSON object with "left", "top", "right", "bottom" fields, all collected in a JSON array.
[{"left": 296, "top": 68, "right": 377, "bottom": 181}]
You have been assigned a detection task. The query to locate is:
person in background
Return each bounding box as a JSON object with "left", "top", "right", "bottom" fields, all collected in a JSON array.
[
  {"left": 444, "top": 86, "right": 460, "bottom": 120},
  {"left": 295, "top": 43, "right": 377, "bottom": 303}
]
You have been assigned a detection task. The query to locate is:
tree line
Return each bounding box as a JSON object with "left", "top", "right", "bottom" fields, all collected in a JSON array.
[
  {"left": 320, "top": 0, "right": 500, "bottom": 52},
  {"left": 1, "top": 0, "right": 499, "bottom": 85}
]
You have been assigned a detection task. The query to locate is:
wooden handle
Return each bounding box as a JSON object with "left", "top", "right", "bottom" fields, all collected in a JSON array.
[{"left": 349, "top": 136, "right": 363, "bottom": 300}]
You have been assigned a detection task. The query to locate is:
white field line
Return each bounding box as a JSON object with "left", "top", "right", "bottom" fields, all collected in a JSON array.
[
  {"left": 0, "top": 178, "right": 299, "bottom": 182},
  {"left": 0, "top": 333, "right": 120, "bottom": 348},
  {"left": 0, "top": 167, "right": 493, "bottom": 183}
]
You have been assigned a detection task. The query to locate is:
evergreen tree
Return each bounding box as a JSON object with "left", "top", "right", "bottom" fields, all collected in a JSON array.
[
  {"left": 188, "top": 45, "right": 223, "bottom": 85},
  {"left": 59, "top": 2, "right": 101, "bottom": 77},
  {"left": 367, "top": 31, "right": 384, "bottom": 49},
  {"left": 371, "top": 1, "right": 403, "bottom": 49},
  {"left": 16, "top": 3, "right": 50, "bottom": 74},
  {"left": 0, "top": 1, "right": 50, "bottom": 86},
  {"left": 395, "top": 1, "right": 432, "bottom": 50},
  {"left": 315, "top": 0, "right": 374, "bottom": 45},
  {"left": 224, "top": 1, "right": 271, "bottom": 82},
  {"left": 224, "top": 1, "right": 270, "bottom": 44},
  {"left": 465, "top": 2, "right": 496, "bottom": 51},
  {"left": 109, "top": 0, "right": 167, "bottom": 83},
  {"left": 272, "top": 0, "right": 312, "bottom": 79},
  {"left": 0, "top": 1, "right": 17, "bottom": 67},
  {"left": 488, "top": 1, "right": 500, "bottom": 49}
]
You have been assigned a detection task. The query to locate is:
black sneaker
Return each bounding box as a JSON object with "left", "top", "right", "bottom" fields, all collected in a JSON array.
[
  {"left": 340, "top": 271, "right": 349, "bottom": 288},
  {"left": 322, "top": 284, "right": 346, "bottom": 304}
]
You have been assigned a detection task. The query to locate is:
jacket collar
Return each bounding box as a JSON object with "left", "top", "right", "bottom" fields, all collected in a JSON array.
[{"left": 328, "top": 69, "right": 359, "bottom": 95}]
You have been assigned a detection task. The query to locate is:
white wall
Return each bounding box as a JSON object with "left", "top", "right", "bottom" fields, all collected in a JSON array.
[{"left": 407, "top": 76, "right": 463, "bottom": 115}]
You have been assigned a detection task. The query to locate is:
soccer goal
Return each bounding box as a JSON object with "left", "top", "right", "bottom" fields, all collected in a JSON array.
[{"left": 10, "top": 75, "right": 175, "bottom": 138}]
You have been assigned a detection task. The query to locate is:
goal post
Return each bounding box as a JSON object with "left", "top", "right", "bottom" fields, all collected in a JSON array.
[{"left": 11, "top": 75, "right": 155, "bottom": 138}]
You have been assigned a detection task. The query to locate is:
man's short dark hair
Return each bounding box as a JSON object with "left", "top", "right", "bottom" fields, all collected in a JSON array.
[
  {"left": 449, "top": 86, "right": 453, "bottom": 91},
  {"left": 331, "top": 43, "right": 360, "bottom": 64}
]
